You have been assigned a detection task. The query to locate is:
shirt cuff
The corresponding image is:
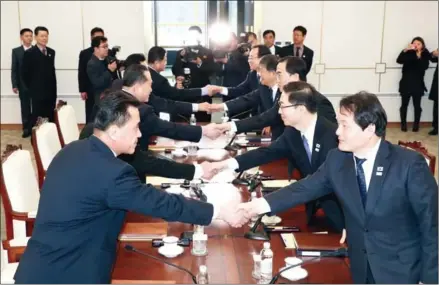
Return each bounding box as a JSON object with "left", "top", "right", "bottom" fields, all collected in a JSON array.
[
  {"left": 221, "top": 87, "right": 229, "bottom": 96},
  {"left": 193, "top": 163, "right": 203, "bottom": 179},
  {"left": 201, "top": 86, "right": 209, "bottom": 96},
  {"left": 253, "top": 198, "right": 272, "bottom": 215},
  {"left": 223, "top": 103, "right": 229, "bottom": 111},
  {"left": 226, "top": 158, "right": 239, "bottom": 171},
  {"left": 230, "top": 122, "right": 237, "bottom": 133},
  {"left": 192, "top": 104, "right": 199, "bottom": 112},
  {"left": 211, "top": 202, "right": 220, "bottom": 221}
]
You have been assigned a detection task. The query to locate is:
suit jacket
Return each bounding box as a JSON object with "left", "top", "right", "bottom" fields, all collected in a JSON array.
[
  {"left": 22, "top": 45, "right": 57, "bottom": 100},
  {"left": 225, "top": 70, "right": 259, "bottom": 99},
  {"left": 235, "top": 90, "right": 336, "bottom": 140},
  {"left": 79, "top": 124, "right": 195, "bottom": 182},
  {"left": 149, "top": 68, "right": 202, "bottom": 103},
  {"left": 429, "top": 54, "right": 438, "bottom": 101},
  {"left": 279, "top": 44, "right": 314, "bottom": 75},
  {"left": 87, "top": 54, "right": 113, "bottom": 102},
  {"left": 78, "top": 47, "right": 94, "bottom": 94},
  {"left": 227, "top": 85, "right": 284, "bottom": 138},
  {"left": 112, "top": 79, "right": 193, "bottom": 118},
  {"left": 11, "top": 46, "right": 31, "bottom": 91},
  {"left": 221, "top": 50, "right": 250, "bottom": 88},
  {"left": 264, "top": 140, "right": 438, "bottom": 284},
  {"left": 236, "top": 116, "right": 344, "bottom": 231},
  {"left": 274, "top": 45, "right": 282, "bottom": 56},
  {"left": 396, "top": 49, "right": 430, "bottom": 95},
  {"left": 14, "top": 136, "right": 213, "bottom": 284}
]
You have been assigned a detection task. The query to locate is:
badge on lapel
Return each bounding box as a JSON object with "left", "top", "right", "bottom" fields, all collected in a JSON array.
[
  {"left": 314, "top": 143, "right": 320, "bottom": 152},
  {"left": 303, "top": 55, "right": 306, "bottom": 58},
  {"left": 376, "top": 166, "right": 383, "bottom": 176}
]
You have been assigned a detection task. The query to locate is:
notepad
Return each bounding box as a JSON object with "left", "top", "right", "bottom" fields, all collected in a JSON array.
[
  {"left": 262, "top": 179, "right": 295, "bottom": 188},
  {"left": 146, "top": 176, "right": 185, "bottom": 186},
  {"left": 281, "top": 233, "right": 298, "bottom": 249}
]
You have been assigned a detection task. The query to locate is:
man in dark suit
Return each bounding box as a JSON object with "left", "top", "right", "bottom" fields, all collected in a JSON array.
[
  {"left": 14, "top": 91, "right": 246, "bottom": 284},
  {"left": 263, "top": 30, "right": 282, "bottom": 56},
  {"left": 22, "top": 26, "right": 57, "bottom": 124},
  {"left": 116, "top": 53, "right": 209, "bottom": 121},
  {"left": 428, "top": 48, "right": 438, "bottom": 135},
  {"left": 214, "top": 56, "right": 336, "bottom": 141},
  {"left": 239, "top": 92, "right": 438, "bottom": 284},
  {"left": 87, "top": 36, "right": 117, "bottom": 117},
  {"left": 208, "top": 81, "right": 344, "bottom": 232},
  {"left": 279, "top": 26, "right": 314, "bottom": 75},
  {"left": 11, "top": 28, "right": 33, "bottom": 137},
  {"left": 78, "top": 27, "right": 104, "bottom": 123}
]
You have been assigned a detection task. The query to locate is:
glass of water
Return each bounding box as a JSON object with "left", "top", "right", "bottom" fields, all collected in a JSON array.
[
  {"left": 187, "top": 143, "right": 198, "bottom": 156},
  {"left": 191, "top": 233, "right": 208, "bottom": 256}
]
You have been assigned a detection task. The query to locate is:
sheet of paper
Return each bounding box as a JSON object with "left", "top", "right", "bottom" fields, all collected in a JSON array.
[
  {"left": 262, "top": 180, "right": 295, "bottom": 188},
  {"left": 280, "top": 233, "right": 297, "bottom": 249},
  {"left": 146, "top": 176, "right": 185, "bottom": 186}
]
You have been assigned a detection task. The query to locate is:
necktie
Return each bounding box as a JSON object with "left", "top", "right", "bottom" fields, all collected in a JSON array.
[
  {"left": 354, "top": 157, "right": 367, "bottom": 208},
  {"left": 302, "top": 135, "right": 312, "bottom": 163},
  {"left": 295, "top": 47, "right": 300, "bottom": 57},
  {"left": 42, "top": 48, "right": 47, "bottom": 56}
]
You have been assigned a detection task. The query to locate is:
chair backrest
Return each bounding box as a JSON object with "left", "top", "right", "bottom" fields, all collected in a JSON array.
[
  {"left": 54, "top": 100, "right": 79, "bottom": 146},
  {"left": 398, "top": 140, "right": 436, "bottom": 174},
  {"left": 0, "top": 145, "right": 40, "bottom": 240},
  {"left": 31, "top": 117, "right": 62, "bottom": 188}
]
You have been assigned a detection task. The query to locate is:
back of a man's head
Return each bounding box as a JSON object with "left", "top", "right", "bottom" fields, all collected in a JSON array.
[
  {"left": 94, "top": 91, "right": 141, "bottom": 132},
  {"left": 124, "top": 53, "right": 146, "bottom": 69},
  {"left": 122, "top": 64, "right": 149, "bottom": 87},
  {"left": 259, "top": 54, "right": 278, "bottom": 72},
  {"left": 252, "top": 44, "right": 271, "bottom": 58},
  {"left": 279, "top": 56, "right": 307, "bottom": 82}
]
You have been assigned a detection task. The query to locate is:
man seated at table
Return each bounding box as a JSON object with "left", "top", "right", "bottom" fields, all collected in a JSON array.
[
  {"left": 207, "top": 81, "right": 344, "bottom": 232},
  {"left": 80, "top": 64, "right": 222, "bottom": 182},
  {"left": 238, "top": 92, "right": 438, "bottom": 284},
  {"left": 14, "top": 91, "right": 248, "bottom": 284}
]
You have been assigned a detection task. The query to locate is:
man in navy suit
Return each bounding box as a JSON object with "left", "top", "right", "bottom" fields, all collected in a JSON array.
[
  {"left": 279, "top": 25, "right": 314, "bottom": 75},
  {"left": 14, "top": 91, "right": 248, "bottom": 284},
  {"left": 238, "top": 92, "right": 438, "bottom": 284},
  {"left": 263, "top": 30, "right": 282, "bottom": 56},
  {"left": 207, "top": 81, "right": 344, "bottom": 232}
]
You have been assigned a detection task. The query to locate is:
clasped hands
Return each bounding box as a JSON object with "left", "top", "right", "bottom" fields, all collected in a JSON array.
[{"left": 216, "top": 200, "right": 260, "bottom": 228}]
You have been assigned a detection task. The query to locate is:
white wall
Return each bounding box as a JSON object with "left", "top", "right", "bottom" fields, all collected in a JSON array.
[
  {"left": 255, "top": 0, "right": 438, "bottom": 122},
  {"left": 0, "top": 1, "right": 154, "bottom": 124}
]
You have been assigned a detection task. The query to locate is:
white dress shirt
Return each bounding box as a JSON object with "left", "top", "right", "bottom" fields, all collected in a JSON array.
[
  {"left": 271, "top": 85, "right": 279, "bottom": 102},
  {"left": 23, "top": 45, "right": 32, "bottom": 51},
  {"left": 269, "top": 45, "right": 276, "bottom": 55}
]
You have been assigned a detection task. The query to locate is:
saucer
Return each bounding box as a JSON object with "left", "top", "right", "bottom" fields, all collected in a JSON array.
[
  {"left": 279, "top": 267, "right": 308, "bottom": 281},
  {"left": 172, "top": 150, "right": 187, "bottom": 157},
  {"left": 262, "top": 215, "right": 282, "bottom": 225},
  {"left": 158, "top": 245, "right": 184, "bottom": 258}
]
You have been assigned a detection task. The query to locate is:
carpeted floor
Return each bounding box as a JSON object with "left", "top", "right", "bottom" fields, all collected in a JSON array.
[{"left": 1, "top": 125, "right": 437, "bottom": 240}]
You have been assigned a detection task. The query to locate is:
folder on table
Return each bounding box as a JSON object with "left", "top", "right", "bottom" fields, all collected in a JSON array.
[
  {"left": 146, "top": 176, "right": 185, "bottom": 186},
  {"left": 289, "top": 232, "right": 347, "bottom": 257},
  {"left": 262, "top": 179, "right": 295, "bottom": 188},
  {"left": 118, "top": 221, "right": 168, "bottom": 241}
]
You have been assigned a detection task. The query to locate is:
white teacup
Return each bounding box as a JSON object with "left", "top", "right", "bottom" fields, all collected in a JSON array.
[
  {"left": 162, "top": 236, "right": 179, "bottom": 250},
  {"left": 284, "top": 257, "right": 303, "bottom": 273}
]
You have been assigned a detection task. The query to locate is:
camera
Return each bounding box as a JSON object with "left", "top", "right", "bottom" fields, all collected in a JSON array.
[
  {"left": 106, "top": 45, "right": 125, "bottom": 70},
  {"left": 182, "top": 46, "right": 201, "bottom": 62},
  {"left": 237, "top": 42, "right": 252, "bottom": 55}
]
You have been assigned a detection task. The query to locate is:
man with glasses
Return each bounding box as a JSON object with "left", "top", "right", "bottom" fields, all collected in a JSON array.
[
  {"left": 206, "top": 81, "right": 344, "bottom": 232},
  {"left": 87, "top": 36, "right": 117, "bottom": 118}
]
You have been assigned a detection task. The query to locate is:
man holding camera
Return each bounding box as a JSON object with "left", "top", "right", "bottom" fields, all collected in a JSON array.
[{"left": 87, "top": 36, "right": 117, "bottom": 119}]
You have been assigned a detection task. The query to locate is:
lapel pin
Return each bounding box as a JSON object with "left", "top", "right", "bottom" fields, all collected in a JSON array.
[
  {"left": 303, "top": 55, "right": 306, "bottom": 58},
  {"left": 377, "top": 166, "right": 383, "bottom": 171},
  {"left": 314, "top": 148, "right": 320, "bottom": 152},
  {"left": 316, "top": 144, "right": 320, "bottom": 148},
  {"left": 376, "top": 171, "right": 383, "bottom": 176}
]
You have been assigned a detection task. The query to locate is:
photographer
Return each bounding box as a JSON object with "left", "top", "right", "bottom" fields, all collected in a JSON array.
[
  {"left": 215, "top": 33, "right": 250, "bottom": 88},
  {"left": 87, "top": 36, "right": 117, "bottom": 118}
]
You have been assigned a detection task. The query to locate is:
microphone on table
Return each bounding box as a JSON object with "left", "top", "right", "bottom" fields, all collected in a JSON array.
[
  {"left": 224, "top": 133, "right": 239, "bottom": 151},
  {"left": 247, "top": 174, "right": 262, "bottom": 192},
  {"left": 244, "top": 215, "right": 269, "bottom": 241},
  {"left": 124, "top": 244, "right": 198, "bottom": 284},
  {"left": 269, "top": 248, "right": 348, "bottom": 284},
  {"left": 232, "top": 171, "right": 250, "bottom": 186}
]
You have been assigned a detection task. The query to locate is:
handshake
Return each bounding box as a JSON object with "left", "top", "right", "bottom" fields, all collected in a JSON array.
[
  {"left": 200, "top": 123, "right": 233, "bottom": 140},
  {"left": 197, "top": 102, "right": 227, "bottom": 114},
  {"left": 216, "top": 200, "right": 261, "bottom": 228}
]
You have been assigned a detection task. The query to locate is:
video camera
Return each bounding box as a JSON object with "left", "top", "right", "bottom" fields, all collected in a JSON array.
[
  {"left": 106, "top": 45, "right": 125, "bottom": 69},
  {"left": 182, "top": 45, "right": 204, "bottom": 62},
  {"left": 237, "top": 42, "right": 252, "bottom": 55}
]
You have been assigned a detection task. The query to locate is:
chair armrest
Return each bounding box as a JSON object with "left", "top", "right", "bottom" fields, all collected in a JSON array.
[{"left": 2, "top": 239, "right": 28, "bottom": 263}]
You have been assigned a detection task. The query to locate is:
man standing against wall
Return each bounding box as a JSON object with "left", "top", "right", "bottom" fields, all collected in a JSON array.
[
  {"left": 280, "top": 26, "right": 314, "bottom": 75},
  {"left": 11, "top": 28, "right": 33, "bottom": 138},
  {"left": 22, "top": 26, "right": 57, "bottom": 124},
  {"left": 78, "top": 27, "right": 105, "bottom": 123}
]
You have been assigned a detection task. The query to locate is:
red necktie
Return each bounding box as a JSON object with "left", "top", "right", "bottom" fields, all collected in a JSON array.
[{"left": 42, "top": 48, "right": 47, "bottom": 56}]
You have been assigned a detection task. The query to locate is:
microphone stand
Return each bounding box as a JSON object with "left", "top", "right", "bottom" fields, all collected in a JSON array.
[
  {"left": 244, "top": 215, "right": 269, "bottom": 241},
  {"left": 224, "top": 133, "right": 239, "bottom": 151},
  {"left": 232, "top": 171, "right": 250, "bottom": 186}
]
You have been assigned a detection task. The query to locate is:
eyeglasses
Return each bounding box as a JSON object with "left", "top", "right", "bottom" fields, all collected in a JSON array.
[{"left": 277, "top": 101, "right": 303, "bottom": 109}]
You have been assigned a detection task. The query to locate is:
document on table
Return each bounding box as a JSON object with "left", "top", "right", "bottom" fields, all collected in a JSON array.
[
  {"left": 262, "top": 180, "right": 295, "bottom": 188},
  {"left": 281, "top": 233, "right": 298, "bottom": 249},
  {"left": 146, "top": 176, "right": 185, "bottom": 186}
]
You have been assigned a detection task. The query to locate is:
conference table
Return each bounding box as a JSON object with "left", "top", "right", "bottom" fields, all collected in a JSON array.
[{"left": 111, "top": 134, "right": 353, "bottom": 284}]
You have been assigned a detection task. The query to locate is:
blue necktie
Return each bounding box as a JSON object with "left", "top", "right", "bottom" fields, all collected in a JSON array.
[
  {"left": 302, "top": 135, "right": 312, "bottom": 163},
  {"left": 354, "top": 157, "right": 367, "bottom": 208}
]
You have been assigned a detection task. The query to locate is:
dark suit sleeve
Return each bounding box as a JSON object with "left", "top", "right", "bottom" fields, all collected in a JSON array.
[
  {"left": 318, "top": 96, "right": 337, "bottom": 124},
  {"left": 87, "top": 59, "right": 112, "bottom": 91},
  {"left": 396, "top": 50, "right": 417, "bottom": 64},
  {"left": 149, "top": 93, "right": 193, "bottom": 116},
  {"left": 52, "top": 50, "right": 57, "bottom": 95},
  {"left": 263, "top": 151, "right": 334, "bottom": 214},
  {"left": 171, "top": 50, "right": 184, "bottom": 77},
  {"left": 224, "top": 54, "right": 250, "bottom": 77},
  {"left": 235, "top": 105, "right": 278, "bottom": 133},
  {"left": 430, "top": 53, "right": 438, "bottom": 63},
  {"left": 226, "top": 89, "right": 261, "bottom": 116},
  {"left": 155, "top": 78, "right": 202, "bottom": 103},
  {"left": 78, "top": 50, "right": 88, "bottom": 93},
  {"left": 106, "top": 164, "right": 213, "bottom": 225},
  {"left": 11, "top": 49, "right": 18, "bottom": 89},
  {"left": 21, "top": 50, "right": 32, "bottom": 88},
  {"left": 140, "top": 106, "right": 202, "bottom": 142},
  {"left": 235, "top": 132, "right": 291, "bottom": 171},
  {"left": 407, "top": 154, "right": 438, "bottom": 284},
  {"left": 225, "top": 72, "right": 253, "bottom": 98}
]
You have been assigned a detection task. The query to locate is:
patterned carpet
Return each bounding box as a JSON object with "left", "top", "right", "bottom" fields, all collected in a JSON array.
[{"left": 1, "top": 125, "right": 437, "bottom": 240}]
